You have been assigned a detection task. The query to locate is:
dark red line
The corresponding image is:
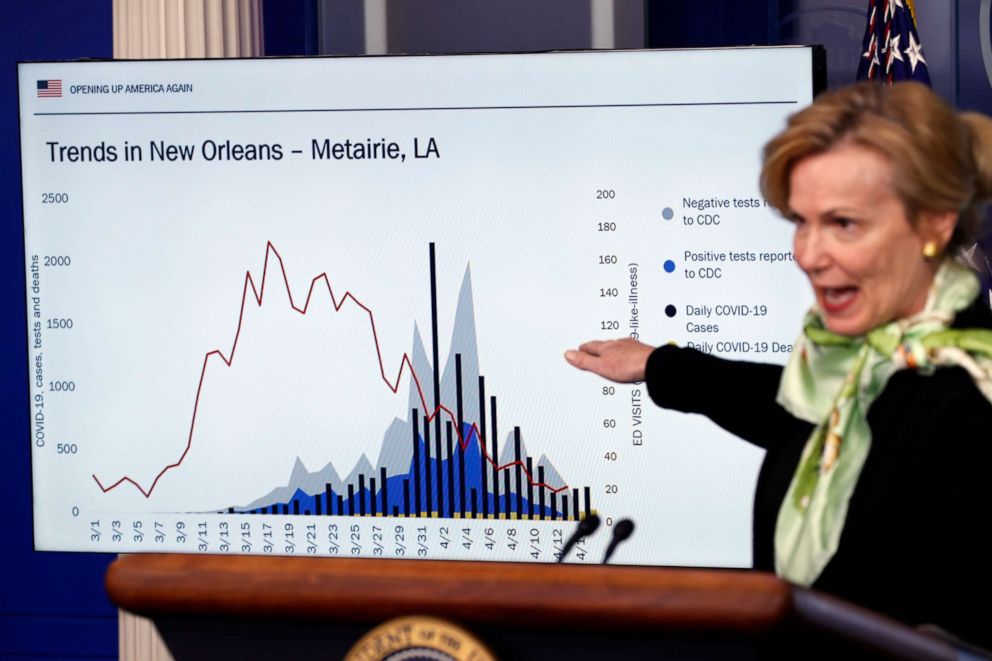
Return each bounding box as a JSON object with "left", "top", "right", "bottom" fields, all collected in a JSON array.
[{"left": 92, "top": 242, "right": 568, "bottom": 498}]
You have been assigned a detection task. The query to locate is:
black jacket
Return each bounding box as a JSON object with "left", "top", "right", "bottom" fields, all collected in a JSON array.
[{"left": 645, "top": 297, "right": 992, "bottom": 646}]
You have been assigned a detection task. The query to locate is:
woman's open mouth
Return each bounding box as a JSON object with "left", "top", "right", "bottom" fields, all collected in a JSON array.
[{"left": 821, "top": 286, "right": 859, "bottom": 314}]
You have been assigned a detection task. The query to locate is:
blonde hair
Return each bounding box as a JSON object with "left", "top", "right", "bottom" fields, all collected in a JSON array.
[{"left": 760, "top": 82, "right": 992, "bottom": 253}]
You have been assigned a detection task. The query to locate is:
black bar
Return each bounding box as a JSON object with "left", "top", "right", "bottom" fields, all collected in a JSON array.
[
  {"left": 227, "top": 507, "right": 234, "bottom": 514},
  {"left": 369, "top": 477, "right": 377, "bottom": 516},
  {"left": 403, "top": 479, "right": 411, "bottom": 517},
  {"left": 471, "top": 488, "right": 478, "bottom": 519},
  {"left": 424, "top": 414, "right": 433, "bottom": 516},
  {"left": 393, "top": 505, "right": 399, "bottom": 516},
  {"left": 446, "top": 420, "right": 455, "bottom": 518},
  {"left": 325, "top": 483, "right": 333, "bottom": 517},
  {"left": 336, "top": 495, "right": 343, "bottom": 516},
  {"left": 572, "top": 488, "right": 580, "bottom": 521},
  {"left": 539, "top": 466, "right": 546, "bottom": 521},
  {"left": 514, "top": 427, "right": 523, "bottom": 519},
  {"left": 304, "top": 510, "right": 311, "bottom": 515},
  {"left": 478, "top": 375, "right": 488, "bottom": 518},
  {"left": 585, "top": 486, "right": 592, "bottom": 517},
  {"left": 348, "top": 485, "right": 355, "bottom": 516},
  {"left": 455, "top": 353, "right": 465, "bottom": 434},
  {"left": 270, "top": 504, "right": 278, "bottom": 515},
  {"left": 359, "top": 475, "right": 367, "bottom": 516},
  {"left": 315, "top": 492, "right": 322, "bottom": 516},
  {"left": 503, "top": 469, "right": 512, "bottom": 518},
  {"left": 282, "top": 504, "right": 289, "bottom": 515},
  {"left": 491, "top": 395, "right": 500, "bottom": 517},
  {"left": 526, "top": 458, "right": 535, "bottom": 520},
  {"left": 455, "top": 353, "right": 465, "bottom": 517},
  {"left": 550, "top": 491, "right": 558, "bottom": 521},
  {"left": 435, "top": 425, "right": 444, "bottom": 518},
  {"left": 561, "top": 494, "right": 569, "bottom": 521},
  {"left": 458, "top": 438, "right": 466, "bottom": 517},
  {"left": 380, "top": 466, "right": 389, "bottom": 517},
  {"left": 412, "top": 409, "right": 422, "bottom": 516},
  {"left": 429, "top": 244, "right": 442, "bottom": 494}
]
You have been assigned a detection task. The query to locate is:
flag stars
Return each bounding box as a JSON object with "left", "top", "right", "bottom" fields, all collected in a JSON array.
[
  {"left": 904, "top": 32, "right": 927, "bottom": 72},
  {"left": 857, "top": 0, "right": 930, "bottom": 85},
  {"left": 885, "top": 0, "right": 905, "bottom": 21},
  {"left": 863, "top": 34, "right": 877, "bottom": 61},
  {"left": 886, "top": 33, "right": 904, "bottom": 71}
]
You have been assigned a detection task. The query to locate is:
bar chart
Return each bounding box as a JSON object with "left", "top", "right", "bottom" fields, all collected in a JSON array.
[{"left": 19, "top": 49, "right": 814, "bottom": 565}]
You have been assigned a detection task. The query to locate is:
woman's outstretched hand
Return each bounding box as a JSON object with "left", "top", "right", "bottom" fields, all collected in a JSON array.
[{"left": 564, "top": 338, "right": 655, "bottom": 383}]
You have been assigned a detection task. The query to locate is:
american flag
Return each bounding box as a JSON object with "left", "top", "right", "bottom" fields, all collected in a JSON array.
[
  {"left": 37, "top": 79, "right": 62, "bottom": 98},
  {"left": 857, "top": 0, "right": 931, "bottom": 85}
]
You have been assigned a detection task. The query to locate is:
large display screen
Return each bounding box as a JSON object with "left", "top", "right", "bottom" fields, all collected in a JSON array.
[{"left": 20, "top": 48, "right": 814, "bottom": 565}]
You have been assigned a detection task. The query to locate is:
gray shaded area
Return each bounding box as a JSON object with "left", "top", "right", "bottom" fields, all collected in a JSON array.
[
  {"left": 496, "top": 430, "right": 567, "bottom": 493},
  {"left": 233, "top": 260, "right": 569, "bottom": 508},
  {"left": 242, "top": 456, "right": 343, "bottom": 510},
  {"left": 239, "top": 317, "right": 437, "bottom": 510},
  {"left": 408, "top": 323, "right": 432, "bottom": 414},
  {"left": 537, "top": 455, "right": 567, "bottom": 491},
  {"left": 438, "top": 266, "right": 481, "bottom": 446},
  {"left": 342, "top": 452, "right": 376, "bottom": 488}
]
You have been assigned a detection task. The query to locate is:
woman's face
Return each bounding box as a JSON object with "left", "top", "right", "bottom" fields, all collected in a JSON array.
[{"left": 788, "top": 143, "right": 951, "bottom": 336}]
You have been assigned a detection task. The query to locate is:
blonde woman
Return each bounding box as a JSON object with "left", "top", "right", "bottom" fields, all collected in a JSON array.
[{"left": 566, "top": 82, "right": 992, "bottom": 645}]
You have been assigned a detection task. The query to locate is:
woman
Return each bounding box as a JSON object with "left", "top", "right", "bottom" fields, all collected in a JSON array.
[{"left": 565, "top": 82, "right": 992, "bottom": 645}]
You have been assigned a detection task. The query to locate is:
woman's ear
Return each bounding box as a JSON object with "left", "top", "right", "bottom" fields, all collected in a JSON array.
[{"left": 919, "top": 210, "right": 959, "bottom": 250}]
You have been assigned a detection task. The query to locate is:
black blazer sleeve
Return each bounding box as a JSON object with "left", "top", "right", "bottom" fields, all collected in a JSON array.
[
  {"left": 890, "top": 370, "right": 992, "bottom": 644},
  {"left": 644, "top": 345, "right": 811, "bottom": 452}
]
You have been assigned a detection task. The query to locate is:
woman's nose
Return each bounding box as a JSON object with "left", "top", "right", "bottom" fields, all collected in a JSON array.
[{"left": 793, "top": 225, "right": 830, "bottom": 275}]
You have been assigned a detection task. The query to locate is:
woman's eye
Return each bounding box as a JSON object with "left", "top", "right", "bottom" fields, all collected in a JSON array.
[{"left": 834, "top": 217, "right": 855, "bottom": 230}]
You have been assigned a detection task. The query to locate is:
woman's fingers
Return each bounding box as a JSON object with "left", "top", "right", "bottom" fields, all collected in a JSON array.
[
  {"left": 577, "top": 340, "right": 608, "bottom": 356},
  {"left": 564, "top": 338, "right": 654, "bottom": 383},
  {"left": 564, "top": 349, "right": 596, "bottom": 370}
]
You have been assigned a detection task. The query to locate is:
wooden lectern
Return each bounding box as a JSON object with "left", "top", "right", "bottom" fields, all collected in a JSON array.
[{"left": 106, "top": 554, "right": 965, "bottom": 659}]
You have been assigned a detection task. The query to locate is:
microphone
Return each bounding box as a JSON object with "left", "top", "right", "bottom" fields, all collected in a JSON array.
[
  {"left": 601, "top": 519, "right": 635, "bottom": 564},
  {"left": 556, "top": 514, "right": 600, "bottom": 563}
]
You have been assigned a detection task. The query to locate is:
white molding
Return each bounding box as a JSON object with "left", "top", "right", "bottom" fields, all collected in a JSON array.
[
  {"left": 591, "top": 0, "right": 616, "bottom": 50},
  {"left": 364, "top": 0, "right": 388, "bottom": 54}
]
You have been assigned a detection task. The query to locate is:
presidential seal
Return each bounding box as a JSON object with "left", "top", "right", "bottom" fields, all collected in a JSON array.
[{"left": 344, "top": 615, "right": 496, "bottom": 661}]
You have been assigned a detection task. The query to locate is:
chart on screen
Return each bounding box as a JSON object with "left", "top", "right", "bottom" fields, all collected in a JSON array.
[{"left": 19, "top": 49, "right": 814, "bottom": 566}]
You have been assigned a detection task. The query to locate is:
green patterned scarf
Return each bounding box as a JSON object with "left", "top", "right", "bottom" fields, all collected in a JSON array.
[{"left": 774, "top": 261, "right": 992, "bottom": 586}]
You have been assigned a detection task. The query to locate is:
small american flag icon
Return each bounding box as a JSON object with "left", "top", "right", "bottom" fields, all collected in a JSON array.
[{"left": 37, "top": 80, "right": 62, "bottom": 98}]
